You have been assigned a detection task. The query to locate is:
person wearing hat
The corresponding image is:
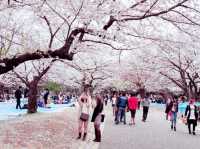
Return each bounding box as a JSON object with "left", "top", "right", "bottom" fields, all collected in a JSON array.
[{"left": 185, "top": 99, "right": 198, "bottom": 135}]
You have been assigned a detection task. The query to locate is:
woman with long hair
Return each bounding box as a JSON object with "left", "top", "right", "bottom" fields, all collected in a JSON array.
[
  {"left": 170, "top": 97, "right": 178, "bottom": 131},
  {"left": 77, "top": 86, "right": 91, "bottom": 141},
  {"left": 91, "top": 94, "right": 104, "bottom": 142}
]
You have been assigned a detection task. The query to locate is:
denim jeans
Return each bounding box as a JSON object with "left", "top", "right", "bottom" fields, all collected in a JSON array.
[
  {"left": 171, "top": 111, "right": 177, "bottom": 127},
  {"left": 116, "top": 107, "right": 126, "bottom": 124}
]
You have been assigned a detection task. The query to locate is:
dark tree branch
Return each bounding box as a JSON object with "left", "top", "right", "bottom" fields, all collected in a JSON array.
[
  {"left": 0, "top": 28, "right": 87, "bottom": 74},
  {"left": 103, "top": 0, "right": 189, "bottom": 30},
  {"left": 13, "top": 70, "right": 29, "bottom": 86}
]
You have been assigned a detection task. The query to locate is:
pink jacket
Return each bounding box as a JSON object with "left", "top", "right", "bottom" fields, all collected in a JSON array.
[{"left": 128, "top": 97, "right": 138, "bottom": 110}]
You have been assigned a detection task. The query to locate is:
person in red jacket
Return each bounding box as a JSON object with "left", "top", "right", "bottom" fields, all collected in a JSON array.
[{"left": 128, "top": 92, "right": 138, "bottom": 125}]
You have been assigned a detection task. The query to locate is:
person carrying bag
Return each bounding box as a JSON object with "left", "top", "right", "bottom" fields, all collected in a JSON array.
[{"left": 77, "top": 88, "right": 91, "bottom": 141}]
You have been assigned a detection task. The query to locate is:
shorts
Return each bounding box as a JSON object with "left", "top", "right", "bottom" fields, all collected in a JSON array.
[
  {"left": 112, "top": 104, "right": 116, "bottom": 107},
  {"left": 130, "top": 109, "right": 136, "bottom": 118}
]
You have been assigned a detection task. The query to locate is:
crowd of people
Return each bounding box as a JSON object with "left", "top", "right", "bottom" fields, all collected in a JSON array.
[
  {"left": 14, "top": 86, "right": 77, "bottom": 109},
  {"left": 76, "top": 89, "right": 151, "bottom": 142},
  {"left": 76, "top": 89, "right": 200, "bottom": 143},
  {"left": 110, "top": 91, "right": 151, "bottom": 125},
  {"left": 11, "top": 85, "right": 200, "bottom": 142},
  {"left": 165, "top": 96, "right": 200, "bottom": 135}
]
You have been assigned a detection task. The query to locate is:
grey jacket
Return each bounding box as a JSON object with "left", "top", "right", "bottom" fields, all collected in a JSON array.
[{"left": 142, "top": 98, "right": 150, "bottom": 107}]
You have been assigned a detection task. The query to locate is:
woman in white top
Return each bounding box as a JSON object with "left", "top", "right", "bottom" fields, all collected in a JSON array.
[
  {"left": 77, "top": 88, "right": 91, "bottom": 141},
  {"left": 112, "top": 93, "right": 117, "bottom": 116},
  {"left": 185, "top": 99, "right": 198, "bottom": 135}
]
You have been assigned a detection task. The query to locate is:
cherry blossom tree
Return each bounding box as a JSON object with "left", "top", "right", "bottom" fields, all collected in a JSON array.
[
  {"left": 159, "top": 48, "right": 200, "bottom": 100},
  {"left": 11, "top": 59, "right": 56, "bottom": 113},
  {"left": 0, "top": 0, "right": 200, "bottom": 75}
]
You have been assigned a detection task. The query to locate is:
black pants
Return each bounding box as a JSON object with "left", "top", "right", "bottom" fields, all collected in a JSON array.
[
  {"left": 188, "top": 119, "right": 197, "bottom": 133},
  {"left": 114, "top": 108, "right": 118, "bottom": 122},
  {"left": 44, "top": 98, "right": 48, "bottom": 105},
  {"left": 143, "top": 106, "right": 149, "bottom": 121},
  {"left": 138, "top": 101, "right": 140, "bottom": 110},
  {"left": 105, "top": 100, "right": 108, "bottom": 106},
  {"left": 16, "top": 98, "right": 21, "bottom": 109}
]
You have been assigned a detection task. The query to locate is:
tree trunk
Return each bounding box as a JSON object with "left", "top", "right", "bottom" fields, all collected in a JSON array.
[
  {"left": 138, "top": 87, "right": 146, "bottom": 99},
  {"left": 27, "top": 80, "right": 38, "bottom": 113}
]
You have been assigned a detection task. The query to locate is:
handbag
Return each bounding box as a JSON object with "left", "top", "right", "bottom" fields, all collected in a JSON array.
[
  {"left": 168, "top": 111, "right": 172, "bottom": 121},
  {"left": 80, "top": 113, "right": 89, "bottom": 121},
  {"left": 182, "top": 117, "right": 187, "bottom": 125},
  {"left": 101, "top": 114, "right": 105, "bottom": 122}
]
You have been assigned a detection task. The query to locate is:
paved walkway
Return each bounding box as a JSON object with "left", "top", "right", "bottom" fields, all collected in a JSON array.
[{"left": 100, "top": 105, "right": 200, "bottom": 149}]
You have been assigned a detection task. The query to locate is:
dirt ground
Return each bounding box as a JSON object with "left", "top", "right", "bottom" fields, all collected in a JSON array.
[{"left": 0, "top": 108, "right": 78, "bottom": 149}]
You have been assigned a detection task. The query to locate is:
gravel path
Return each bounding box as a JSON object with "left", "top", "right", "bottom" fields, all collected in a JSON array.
[{"left": 100, "top": 105, "right": 200, "bottom": 149}]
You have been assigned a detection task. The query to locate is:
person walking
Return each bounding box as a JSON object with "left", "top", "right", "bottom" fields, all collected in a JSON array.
[
  {"left": 165, "top": 98, "right": 172, "bottom": 120},
  {"left": 91, "top": 94, "right": 104, "bottom": 142},
  {"left": 15, "top": 86, "right": 22, "bottom": 109},
  {"left": 185, "top": 99, "right": 198, "bottom": 135},
  {"left": 111, "top": 93, "right": 117, "bottom": 116},
  {"left": 128, "top": 92, "right": 138, "bottom": 125},
  {"left": 116, "top": 92, "right": 128, "bottom": 125},
  {"left": 43, "top": 88, "right": 49, "bottom": 107},
  {"left": 141, "top": 93, "right": 151, "bottom": 122},
  {"left": 170, "top": 98, "right": 179, "bottom": 131},
  {"left": 77, "top": 87, "right": 91, "bottom": 141},
  {"left": 104, "top": 94, "right": 108, "bottom": 106}
]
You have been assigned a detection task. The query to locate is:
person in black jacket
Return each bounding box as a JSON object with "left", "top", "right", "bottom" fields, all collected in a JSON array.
[
  {"left": 185, "top": 99, "right": 198, "bottom": 135},
  {"left": 15, "top": 86, "right": 22, "bottom": 109},
  {"left": 91, "top": 94, "right": 104, "bottom": 142},
  {"left": 43, "top": 89, "right": 49, "bottom": 107}
]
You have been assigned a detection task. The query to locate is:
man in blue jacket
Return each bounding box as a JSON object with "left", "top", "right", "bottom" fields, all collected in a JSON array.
[{"left": 116, "top": 92, "right": 128, "bottom": 124}]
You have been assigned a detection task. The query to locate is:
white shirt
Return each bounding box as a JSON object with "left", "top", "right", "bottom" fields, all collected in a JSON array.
[
  {"left": 112, "top": 97, "right": 117, "bottom": 105},
  {"left": 189, "top": 105, "right": 195, "bottom": 120}
]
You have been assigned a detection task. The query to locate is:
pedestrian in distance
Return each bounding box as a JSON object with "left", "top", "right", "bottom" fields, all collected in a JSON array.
[
  {"left": 111, "top": 93, "right": 117, "bottom": 116},
  {"left": 170, "top": 97, "right": 179, "bottom": 131},
  {"left": 141, "top": 92, "right": 151, "bottom": 122},
  {"left": 43, "top": 88, "right": 49, "bottom": 107},
  {"left": 128, "top": 92, "right": 138, "bottom": 125},
  {"left": 165, "top": 98, "right": 172, "bottom": 120},
  {"left": 104, "top": 94, "right": 108, "bottom": 106},
  {"left": 15, "top": 86, "right": 22, "bottom": 109},
  {"left": 116, "top": 92, "right": 128, "bottom": 125}
]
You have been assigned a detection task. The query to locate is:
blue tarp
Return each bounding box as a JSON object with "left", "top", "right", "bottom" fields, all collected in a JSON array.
[
  {"left": 179, "top": 102, "right": 200, "bottom": 114},
  {"left": 150, "top": 102, "right": 200, "bottom": 114},
  {"left": 0, "top": 102, "right": 75, "bottom": 121}
]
